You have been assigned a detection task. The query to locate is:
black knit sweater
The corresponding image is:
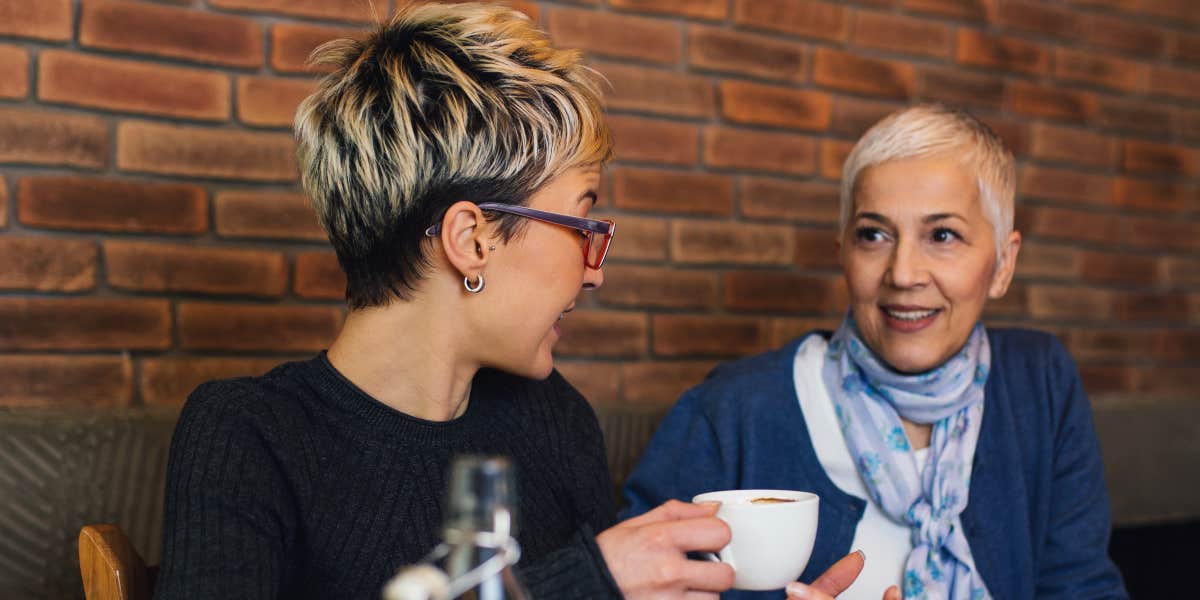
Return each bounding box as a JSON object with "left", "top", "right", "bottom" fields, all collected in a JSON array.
[{"left": 153, "top": 353, "right": 622, "bottom": 599}]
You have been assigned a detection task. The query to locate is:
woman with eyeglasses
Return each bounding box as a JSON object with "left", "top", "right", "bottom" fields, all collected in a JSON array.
[{"left": 152, "top": 4, "right": 879, "bottom": 599}]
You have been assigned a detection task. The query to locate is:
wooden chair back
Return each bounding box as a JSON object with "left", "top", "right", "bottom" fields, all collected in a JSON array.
[{"left": 78, "top": 524, "right": 152, "bottom": 600}]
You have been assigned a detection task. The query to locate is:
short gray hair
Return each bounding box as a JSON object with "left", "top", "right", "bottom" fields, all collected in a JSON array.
[{"left": 840, "top": 104, "right": 1016, "bottom": 260}]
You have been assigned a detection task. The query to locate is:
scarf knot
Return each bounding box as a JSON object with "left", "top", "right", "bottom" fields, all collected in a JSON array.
[{"left": 822, "top": 314, "right": 991, "bottom": 600}]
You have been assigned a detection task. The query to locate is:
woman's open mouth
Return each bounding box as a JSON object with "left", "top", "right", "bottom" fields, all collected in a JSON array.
[{"left": 880, "top": 305, "right": 941, "bottom": 332}]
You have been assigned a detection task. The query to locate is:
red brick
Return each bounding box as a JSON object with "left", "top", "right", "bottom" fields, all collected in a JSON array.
[
  {"left": 0, "top": 107, "right": 108, "bottom": 169},
  {"left": 1078, "top": 364, "right": 1139, "bottom": 395},
  {"left": 1070, "top": 328, "right": 1161, "bottom": 362},
  {"left": 983, "top": 282, "right": 1028, "bottom": 318},
  {"left": 995, "top": 1, "right": 1083, "bottom": 39},
  {"left": 621, "top": 360, "right": 717, "bottom": 405},
  {"left": 0, "top": 238, "right": 96, "bottom": 292},
  {"left": 1027, "top": 285, "right": 1114, "bottom": 320},
  {"left": 0, "top": 0, "right": 71, "bottom": 41},
  {"left": 821, "top": 139, "right": 854, "bottom": 180},
  {"left": 104, "top": 240, "right": 287, "bottom": 297},
  {"left": 1017, "top": 205, "right": 1119, "bottom": 244},
  {"left": 271, "top": 22, "right": 363, "bottom": 74},
  {"left": 1148, "top": 65, "right": 1200, "bottom": 102},
  {"left": 1174, "top": 31, "right": 1200, "bottom": 63},
  {"left": 611, "top": 0, "right": 727, "bottom": 20},
  {"left": 595, "top": 265, "right": 718, "bottom": 309},
  {"left": 294, "top": 250, "right": 345, "bottom": 300},
  {"left": 548, "top": 8, "right": 680, "bottom": 65},
  {"left": 1016, "top": 242, "right": 1082, "bottom": 279},
  {"left": 1086, "top": 14, "right": 1167, "bottom": 57},
  {"left": 1094, "top": 96, "right": 1172, "bottom": 135},
  {"left": 733, "top": 0, "right": 849, "bottom": 42},
  {"left": 555, "top": 309, "right": 647, "bottom": 358},
  {"left": 1054, "top": 48, "right": 1141, "bottom": 92},
  {"left": 1160, "top": 256, "right": 1200, "bottom": 288},
  {"left": 671, "top": 219, "right": 795, "bottom": 265},
  {"left": 853, "top": 11, "right": 950, "bottom": 58},
  {"left": 1114, "top": 178, "right": 1197, "bottom": 213},
  {"left": 1123, "top": 140, "right": 1199, "bottom": 176},
  {"left": 1137, "top": 366, "right": 1200, "bottom": 395},
  {"left": 1179, "top": 107, "right": 1200, "bottom": 142},
  {"left": 1028, "top": 123, "right": 1117, "bottom": 169},
  {"left": 554, "top": 360, "right": 620, "bottom": 407},
  {"left": 0, "top": 298, "right": 170, "bottom": 351},
  {"left": 0, "top": 175, "right": 7, "bottom": 229},
  {"left": 0, "top": 45, "right": 28, "bottom": 98},
  {"left": 612, "top": 167, "right": 733, "bottom": 216},
  {"left": 1082, "top": 251, "right": 1159, "bottom": 286},
  {"left": 38, "top": 50, "right": 230, "bottom": 121},
  {"left": 209, "top": 0, "right": 375, "bottom": 22},
  {"left": 80, "top": 0, "right": 263, "bottom": 68},
  {"left": 214, "top": 190, "right": 325, "bottom": 241},
  {"left": 813, "top": 48, "right": 914, "bottom": 99},
  {"left": 18, "top": 176, "right": 207, "bottom": 234},
  {"left": 902, "top": 0, "right": 990, "bottom": 21},
  {"left": 795, "top": 227, "right": 842, "bottom": 269},
  {"left": 829, "top": 97, "right": 901, "bottom": 137},
  {"left": 688, "top": 25, "right": 807, "bottom": 82},
  {"left": 704, "top": 127, "right": 818, "bottom": 176},
  {"left": 237, "top": 76, "right": 314, "bottom": 128},
  {"left": 719, "top": 81, "right": 831, "bottom": 131},
  {"left": 600, "top": 62, "right": 715, "bottom": 119},
  {"left": 1009, "top": 81, "right": 1096, "bottom": 122},
  {"left": 179, "top": 302, "right": 342, "bottom": 351},
  {"left": 1192, "top": 294, "right": 1200, "bottom": 325},
  {"left": 1141, "top": 0, "right": 1200, "bottom": 25},
  {"left": 118, "top": 121, "right": 297, "bottom": 182},
  {"left": 980, "top": 116, "right": 1028, "bottom": 157},
  {"left": 139, "top": 356, "right": 283, "bottom": 407},
  {"left": 0, "top": 355, "right": 132, "bottom": 408},
  {"left": 918, "top": 67, "right": 1006, "bottom": 111},
  {"left": 1157, "top": 331, "right": 1200, "bottom": 363},
  {"left": 654, "top": 314, "right": 770, "bottom": 357},
  {"left": 741, "top": 177, "right": 840, "bottom": 225},
  {"left": 608, "top": 115, "right": 697, "bottom": 167},
  {"left": 599, "top": 213, "right": 667, "bottom": 261},
  {"left": 724, "top": 271, "right": 841, "bottom": 312},
  {"left": 1123, "top": 215, "right": 1200, "bottom": 252},
  {"left": 956, "top": 30, "right": 1049, "bottom": 75},
  {"left": 1019, "top": 164, "right": 1114, "bottom": 207},
  {"left": 769, "top": 316, "right": 841, "bottom": 347},
  {"left": 1115, "top": 292, "right": 1190, "bottom": 322}
]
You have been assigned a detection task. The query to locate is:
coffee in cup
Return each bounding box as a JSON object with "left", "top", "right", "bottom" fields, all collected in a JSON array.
[{"left": 692, "top": 489, "right": 819, "bottom": 591}]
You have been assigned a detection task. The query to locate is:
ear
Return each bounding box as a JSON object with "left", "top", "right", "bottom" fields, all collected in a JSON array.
[
  {"left": 438, "top": 200, "right": 496, "bottom": 281},
  {"left": 988, "top": 230, "right": 1021, "bottom": 299}
]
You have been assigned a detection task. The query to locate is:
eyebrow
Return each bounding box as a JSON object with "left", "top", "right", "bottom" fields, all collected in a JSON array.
[{"left": 853, "top": 211, "right": 967, "bottom": 225}]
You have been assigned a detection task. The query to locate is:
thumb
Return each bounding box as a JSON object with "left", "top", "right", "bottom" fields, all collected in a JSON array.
[{"left": 810, "top": 550, "right": 866, "bottom": 596}]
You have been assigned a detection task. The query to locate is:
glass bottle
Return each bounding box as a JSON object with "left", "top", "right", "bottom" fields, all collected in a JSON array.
[{"left": 383, "top": 455, "right": 527, "bottom": 600}]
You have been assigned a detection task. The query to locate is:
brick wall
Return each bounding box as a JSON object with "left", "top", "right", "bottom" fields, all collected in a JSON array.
[{"left": 0, "top": 0, "right": 1196, "bottom": 412}]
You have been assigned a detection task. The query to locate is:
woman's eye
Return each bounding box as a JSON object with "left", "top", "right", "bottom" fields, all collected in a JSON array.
[
  {"left": 931, "top": 227, "right": 961, "bottom": 244},
  {"left": 854, "top": 227, "right": 887, "bottom": 243}
]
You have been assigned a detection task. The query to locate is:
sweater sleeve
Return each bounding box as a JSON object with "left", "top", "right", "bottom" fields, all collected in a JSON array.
[
  {"left": 619, "top": 386, "right": 728, "bottom": 521},
  {"left": 153, "top": 383, "right": 298, "bottom": 600},
  {"left": 1034, "top": 342, "right": 1128, "bottom": 599},
  {"left": 517, "top": 524, "right": 621, "bottom": 598}
]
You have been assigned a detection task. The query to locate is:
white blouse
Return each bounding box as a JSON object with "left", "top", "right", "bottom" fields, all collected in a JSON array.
[{"left": 792, "top": 336, "right": 929, "bottom": 599}]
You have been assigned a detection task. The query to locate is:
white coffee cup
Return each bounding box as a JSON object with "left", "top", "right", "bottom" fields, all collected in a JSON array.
[{"left": 691, "top": 489, "right": 819, "bottom": 591}]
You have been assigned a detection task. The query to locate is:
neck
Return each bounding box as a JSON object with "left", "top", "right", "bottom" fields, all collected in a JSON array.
[{"left": 327, "top": 294, "right": 478, "bottom": 422}]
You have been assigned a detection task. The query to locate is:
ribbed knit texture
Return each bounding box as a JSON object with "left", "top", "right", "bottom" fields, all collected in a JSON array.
[{"left": 153, "top": 353, "right": 621, "bottom": 599}]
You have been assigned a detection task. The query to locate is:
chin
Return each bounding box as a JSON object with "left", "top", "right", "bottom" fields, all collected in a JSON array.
[{"left": 877, "top": 345, "right": 944, "bottom": 375}]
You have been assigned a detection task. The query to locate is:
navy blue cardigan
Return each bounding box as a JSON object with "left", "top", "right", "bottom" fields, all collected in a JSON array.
[{"left": 621, "top": 329, "right": 1127, "bottom": 599}]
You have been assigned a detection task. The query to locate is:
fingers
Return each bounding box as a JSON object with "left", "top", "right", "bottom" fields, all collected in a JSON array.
[
  {"left": 655, "top": 516, "right": 731, "bottom": 553},
  {"left": 884, "top": 585, "right": 901, "bottom": 600},
  {"left": 675, "top": 556, "right": 735, "bottom": 592},
  {"left": 785, "top": 581, "right": 833, "bottom": 600},
  {"left": 620, "top": 499, "right": 720, "bottom": 528},
  {"left": 809, "top": 550, "right": 866, "bottom": 596}
]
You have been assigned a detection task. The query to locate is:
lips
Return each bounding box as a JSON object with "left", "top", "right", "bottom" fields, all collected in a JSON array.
[{"left": 880, "top": 305, "right": 941, "bottom": 332}]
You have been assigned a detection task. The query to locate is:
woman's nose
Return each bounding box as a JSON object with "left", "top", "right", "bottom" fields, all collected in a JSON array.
[
  {"left": 885, "top": 239, "right": 929, "bottom": 289},
  {"left": 582, "top": 264, "right": 604, "bottom": 290}
]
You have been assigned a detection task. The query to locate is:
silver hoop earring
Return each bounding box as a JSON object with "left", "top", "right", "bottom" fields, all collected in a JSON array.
[{"left": 463, "top": 274, "right": 485, "bottom": 293}]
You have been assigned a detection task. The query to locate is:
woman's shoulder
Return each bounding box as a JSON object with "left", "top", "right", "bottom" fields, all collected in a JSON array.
[{"left": 179, "top": 358, "right": 319, "bottom": 436}]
